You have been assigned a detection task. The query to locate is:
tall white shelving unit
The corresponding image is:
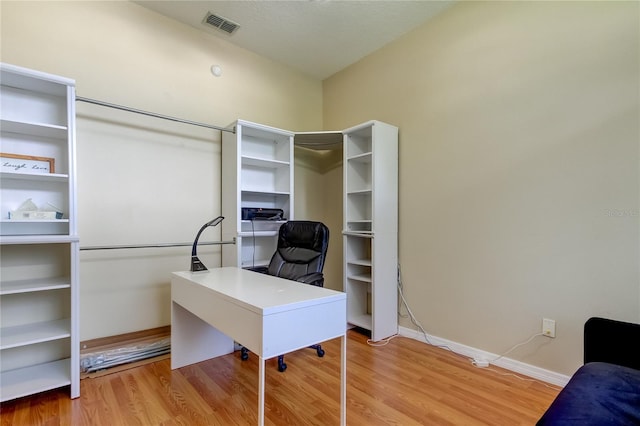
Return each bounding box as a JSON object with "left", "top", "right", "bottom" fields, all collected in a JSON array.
[
  {"left": 221, "top": 120, "right": 294, "bottom": 269},
  {"left": 0, "top": 63, "right": 79, "bottom": 401},
  {"left": 343, "top": 120, "right": 398, "bottom": 342},
  {"left": 221, "top": 118, "right": 398, "bottom": 341}
]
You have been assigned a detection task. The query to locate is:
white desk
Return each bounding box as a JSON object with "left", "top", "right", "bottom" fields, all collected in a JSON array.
[{"left": 171, "top": 267, "right": 347, "bottom": 426}]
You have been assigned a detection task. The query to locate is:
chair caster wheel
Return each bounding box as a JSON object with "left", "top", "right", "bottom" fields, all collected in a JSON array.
[
  {"left": 278, "top": 356, "right": 287, "bottom": 372},
  {"left": 241, "top": 347, "right": 249, "bottom": 361},
  {"left": 317, "top": 348, "right": 325, "bottom": 357}
]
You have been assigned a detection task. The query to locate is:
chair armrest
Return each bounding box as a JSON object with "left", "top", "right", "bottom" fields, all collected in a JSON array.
[
  {"left": 296, "top": 272, "right": 324, "bottom": 287},
  {"left": 584, "top": 317, "right": 640, "bottom": 370}
]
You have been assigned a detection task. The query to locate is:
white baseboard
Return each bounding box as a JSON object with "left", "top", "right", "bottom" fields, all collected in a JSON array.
[{"left": 398, "top": 326, "right": 570, "bottom": 387}]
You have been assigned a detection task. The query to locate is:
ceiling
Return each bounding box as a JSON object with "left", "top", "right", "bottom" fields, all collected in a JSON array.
[{"left": 134, "top": 1, "right": 455, "bottom": 80}]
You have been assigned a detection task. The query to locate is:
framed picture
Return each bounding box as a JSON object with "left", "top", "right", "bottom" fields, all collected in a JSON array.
[{"left": 1, "top": 153, "right": 55, "bottom": 174}]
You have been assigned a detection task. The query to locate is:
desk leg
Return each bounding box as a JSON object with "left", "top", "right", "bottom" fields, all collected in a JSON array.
[
  {"left": 341, "top": 334, "right": 346, "bottom": 426},
  {"left": 258, "top": 355, "right": 265, "bottom": 426}
]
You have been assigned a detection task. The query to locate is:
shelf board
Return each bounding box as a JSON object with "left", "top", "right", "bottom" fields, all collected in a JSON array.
[
  {"left": 0, "top": 318, "right": 71, "bottom": 349},
  {"left": 241, "top": 189, "right": 290, "bottom": 196},
  {"left": 1, "top": 64, "right": 73, "bottom": 94},
  {"left": 348, "top": 274, "right": 372, "bottom": 283},
  {"left": 0, "top": 358, "right": 71, "bottom": 402},
  {"left": 348, "top": 314, "right": 372, "bottom": 330},
  {"left": 240, "top": 221, "right": 284, "bottom": 233},
  {"left": 241, "top": 155, "right": 289, "bottom": 169},
  {"left": 347, "top": 258, "right": 372, "bottom": 267},
  {"left": 0, "top": 171, "right": 69, "bottom": 182},
  {"left": 0, "top": 235, "right": 78, "bottom": 244},
  {"left": 346, "top": 152, "right": 372, "bottom": 163},
  {"left": 237, "top": 119, "right": 294, "bottom": 139},
  {"left": 0, "top": 277, "right": 71, "bottom": 295},
  {"left": 342, "top": 231, "right": 374, "bottom": 238},
  {"left": 346, "top": 189, "right": 372, "bottom": 195},
  {"left": 238, "top": 230, "right": 279, "bottom": 237},
  {"left": 294, "top": 131, "right": 343, "bottom": 150},
  {"left": 2, "top": 219, "right": 69, "bottom": 224},
  {"left": 0, "top": 118, "right": 68, "bottom": 139}
]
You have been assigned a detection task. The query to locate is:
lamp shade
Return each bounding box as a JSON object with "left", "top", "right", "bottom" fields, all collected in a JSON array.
[{"left": 190, "top": 216, "right": 224, "bottom": 272}]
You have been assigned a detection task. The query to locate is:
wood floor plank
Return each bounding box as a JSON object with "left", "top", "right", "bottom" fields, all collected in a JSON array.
[{"left": 0, "top": 330, "right": 560, "bottom": 425}]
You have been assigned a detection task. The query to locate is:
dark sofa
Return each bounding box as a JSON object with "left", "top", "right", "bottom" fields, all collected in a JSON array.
[{"left": 537, "top": 317, "right": 640, "bottom": 425}]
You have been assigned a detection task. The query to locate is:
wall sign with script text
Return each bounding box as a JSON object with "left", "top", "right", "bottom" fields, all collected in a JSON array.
[{"left": 1, "top": 153, "right": 55, "bottom": 174}]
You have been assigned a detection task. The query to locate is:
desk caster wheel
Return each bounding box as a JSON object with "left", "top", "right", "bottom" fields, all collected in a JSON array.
[
  {"left": 316, "top": 347, "right": 325, "bottom": 357},
  {"left": 241, "top": 347, "right": 249, "bottom": 361}
]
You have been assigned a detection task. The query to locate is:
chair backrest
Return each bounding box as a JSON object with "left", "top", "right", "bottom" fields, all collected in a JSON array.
[{"left": 267, "top": 221, "right": 329, "bottom": 282}]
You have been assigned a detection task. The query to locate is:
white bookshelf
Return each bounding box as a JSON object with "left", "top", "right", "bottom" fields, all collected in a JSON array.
[
  {"left": 0, "top": 63, "right": 79, "bottom": 401},
  {"left": 1, "top": 359, "right": 71, "bottom": 402},
  {"left": 343, "top": 120, "right": 398, "bottom": 341},
  {"left": 221, "top": 120, "right": 294, "bottom": 269},
  {"left": 221, "top": 118, "right": 398, "bottom": 341}
]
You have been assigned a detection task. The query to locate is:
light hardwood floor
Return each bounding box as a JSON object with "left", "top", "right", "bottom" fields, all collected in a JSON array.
[{"left": 1, "top": 330, "right": 560, "bottom": 425}]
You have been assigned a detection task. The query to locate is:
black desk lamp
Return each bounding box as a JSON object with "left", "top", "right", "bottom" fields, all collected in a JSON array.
[{"left": 190, "top": 216, "right": 224, "bottom": 272}]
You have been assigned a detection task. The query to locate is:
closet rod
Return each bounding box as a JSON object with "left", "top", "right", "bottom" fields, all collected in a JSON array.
[
  {"left": 76, "top": 96, "right": 235, "bottom": 133},
  {"left": 80, "top": 240, "right": 236, "bottom": 251}
]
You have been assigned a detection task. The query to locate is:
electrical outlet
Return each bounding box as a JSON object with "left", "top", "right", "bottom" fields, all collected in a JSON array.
[{"left": 542, "top": 318, "right": 556, "bottom": 338}]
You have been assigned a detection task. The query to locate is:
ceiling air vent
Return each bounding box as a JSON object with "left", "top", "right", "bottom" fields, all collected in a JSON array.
[{"left": 203, "top": 12, "right": 240, "bottom": 35}]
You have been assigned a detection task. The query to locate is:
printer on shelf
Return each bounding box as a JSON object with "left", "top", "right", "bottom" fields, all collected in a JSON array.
[{"left": 241, "top": 207, "right": 284, "bottom": 221}]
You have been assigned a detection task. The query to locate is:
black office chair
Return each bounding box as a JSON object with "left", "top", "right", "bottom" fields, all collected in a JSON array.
[{"left": 242, "top": 220, "right": 330, "bottom": 372}]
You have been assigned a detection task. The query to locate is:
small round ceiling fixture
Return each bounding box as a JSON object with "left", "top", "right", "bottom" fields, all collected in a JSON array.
[{"left": 211, "top": 65, "right": 222, "bottom": 77}]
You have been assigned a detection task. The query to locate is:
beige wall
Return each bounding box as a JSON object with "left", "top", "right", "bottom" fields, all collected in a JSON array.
[
  {"left": 3, "top": 0, "right": 638, "bottom": 379},
  {"left": 324, "top": 1, "right": 639, "bottom": 376},
  {"left": 1, "top": 1, "right": 324, "bottom": 340}
]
